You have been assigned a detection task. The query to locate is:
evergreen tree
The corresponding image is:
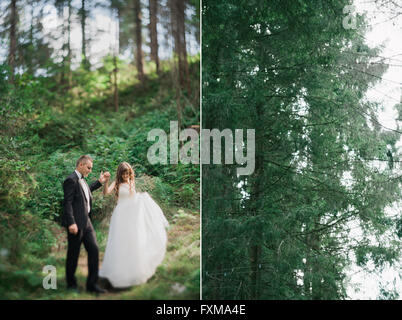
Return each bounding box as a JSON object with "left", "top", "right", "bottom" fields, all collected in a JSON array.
[{"left": 202, "top": 0, "right": 402, "bottom": 300}]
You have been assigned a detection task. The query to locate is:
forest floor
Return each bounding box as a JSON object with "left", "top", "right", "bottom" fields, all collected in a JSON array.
[{"left": 32, "top": 205, "right": 200, "bottom": 300}]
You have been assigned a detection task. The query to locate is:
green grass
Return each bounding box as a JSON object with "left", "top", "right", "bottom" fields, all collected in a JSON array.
[{"left": 24, "top": 205, "right": 199, "bottom": 300}]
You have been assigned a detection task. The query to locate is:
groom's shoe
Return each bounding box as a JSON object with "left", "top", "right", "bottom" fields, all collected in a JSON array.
[
  {"left": 87, "top": 284, "right": 108, "bottom": 294},
  {"left": 67, "top": 284, "right": 80, "bottom": 294}
]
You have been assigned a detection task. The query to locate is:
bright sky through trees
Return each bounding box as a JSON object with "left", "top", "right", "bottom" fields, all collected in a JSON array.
[
  {"left": 346, "top": 0, "right": 402, "bottom": 300},
  {"left": 0, "top": 0, "right": 199, "bottom": 71}
]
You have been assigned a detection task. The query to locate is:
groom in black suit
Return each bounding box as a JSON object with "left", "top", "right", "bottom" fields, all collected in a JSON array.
[{"left": 62, "top": 155, "right": 110, "bottom": 294}]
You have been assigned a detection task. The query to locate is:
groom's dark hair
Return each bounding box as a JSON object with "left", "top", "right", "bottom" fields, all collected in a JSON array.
[{"left": 76, "top": 155, "right": 93, "bottom": 167}]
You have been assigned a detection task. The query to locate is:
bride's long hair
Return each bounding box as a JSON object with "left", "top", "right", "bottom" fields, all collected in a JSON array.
[{"left": 114, "top": 162, "right": 135, "bottom": 200}]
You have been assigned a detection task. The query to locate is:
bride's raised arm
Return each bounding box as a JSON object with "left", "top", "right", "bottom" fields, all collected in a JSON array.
[{"left": 103, "top": 179, "right": 116, "bottom": 196}]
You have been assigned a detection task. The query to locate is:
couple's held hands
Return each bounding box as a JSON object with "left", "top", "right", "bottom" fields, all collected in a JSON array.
[
  {"left": 99, "top": 171, "right": 111, "bottom": 184},
  {"left": 68, "top": 223, "right": 78, "bottom": 235}
]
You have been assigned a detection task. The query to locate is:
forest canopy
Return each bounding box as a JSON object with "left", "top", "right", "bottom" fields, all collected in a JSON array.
[{"left": 202, "top": 0, "right": 402, "bottom": 300}]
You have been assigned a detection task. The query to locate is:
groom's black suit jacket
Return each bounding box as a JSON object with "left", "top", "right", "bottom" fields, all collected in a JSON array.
[{"left": 62, "top": 171, "right": 102, "bottom": 230}]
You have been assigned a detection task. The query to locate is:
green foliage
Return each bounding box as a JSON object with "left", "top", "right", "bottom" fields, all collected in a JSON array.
[
  {"left": 0, "top": 54, "right": 200, "bottom": 299},
  {"left": 202, "top": 0, "right": 402, "bottom": 300},
  {"left": 378, "top": 280, "right": 400, "bottom": 300}
]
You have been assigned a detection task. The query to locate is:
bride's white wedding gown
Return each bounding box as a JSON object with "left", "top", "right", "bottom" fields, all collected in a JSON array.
[{"left": 99, "top": 183, "right": 169, "bottom": 288}]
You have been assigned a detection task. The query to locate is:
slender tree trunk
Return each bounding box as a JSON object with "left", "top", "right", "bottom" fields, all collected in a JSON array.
[
  {"left": 28, "top": 3, "right": 34, "bottom": 75},
  {"left": 60, "top": 0, "right": 72, "bottom": 90},
  {"left": 8, "top": 0, "right": 17, "bottom": 84},
  {"left": 169, "top": 0, "right": 182, "bottom": 132},
  {"left": 303, "top": 223, "right": 322, "bottom": 299},
  {"left": 80, "top": 0, "right": 89, "bottom": 70},
  {"left": 248, "top": 103, "right": 264, "bottom": 299},
  {"left": 149, "top": 0, "right": 160, "bottom": 74},
  {"left": 176, "top": 0, "right": 190, "bottom": 94},
  {"left": 310, "top": 231, "right": 321, "bottom": 300},
  {"left": 60, "top": 4, "right": 66, "bottom": 88},
  {"left": 170, "top": 0, "right": 180, "bottom": 81},
  {"left": 112, "top": 7, "right": 119, "bottom": 112},
  {"left": 113, "top": 55, "right": 118, "bottom": 112},
  {"left": 170, "top": 0, "right": 178, "bottom": 58},
  {"left": 250, "top": 245, "right": 261, "bottom": 299},
  {"left": 170, "top": 53, "right": 182, "bottom": 133},
  {"left": 67, "top": 0, "right": 72, "bottom": 87},
  {"left": 134, "top": 0, "right": 144, "bottom": 82},
  {"left": 170, "top": 0, "right": 181, "bottom": 129},
  {"left": 170, "top": 0, "right": 190, "bottom": 94},
  {"left": 175, "top": 72, "right": 182, "bottom": 133},
  {"left": 303, "top": 234, "right": 313, "bottom": 298}
]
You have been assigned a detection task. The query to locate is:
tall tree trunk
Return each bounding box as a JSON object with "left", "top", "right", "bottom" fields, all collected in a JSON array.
[
  {"left": 310, "top": 231, "right": 322, "bottom": 300},
  {"left": 169, "top": 0, "right": 182, "bottom": 132},
  {"left": 303, "top": 221, "right": 322, "bottom": 299},
  {"left": 149, "top": 0, "right": 160, "bottom": 74},
  {"left": 8, "top": 0, "right": 17, "bottom": 84},
  {"left": 80, "top": 0, "right": 89, "bottom": 70},
  {"left": 170, "top": 0, "right": 191, "bottom": 94},
  {"left": 112, "top": 6, "right": 119, "bottom": 112},
  {"left": 67, "top": 0, "right": 72, "bottom": 88},
  {"left": 113, "top": 55, "right": 118, "bottom": 112},
  {"left": 170, "top": 0, "right": 180, "bottom": 81},
  {"left": 60, "top": 0, "right": 72, "bottom": 90},
  {"left": 59, "top": 2, "right": 66, "bottom": 88},
  {"left": 250, "top": 245, "right": 261, "bottom": 299},
  {"left": 303, "top": 234, "right": 313, "bottom": 298},
  {"left": 176, "top": 0, "right": 190, "bottom": 94},
  {"left": 248, "top": 103, "right": 264, "bottom": 299},
  {"left": 28, "top": 3, "right": 34, "bottom": 75},
  {"left": 175, "top": 69, "right": 182, "bottom": 133},
  {"left": 134, "top": 0, "right": 144, "bottom": 82}
]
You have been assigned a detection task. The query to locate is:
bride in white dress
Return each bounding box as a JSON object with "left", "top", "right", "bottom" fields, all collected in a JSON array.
[{"left": 99, "top": 162, "right": 169, "bottom": 288}]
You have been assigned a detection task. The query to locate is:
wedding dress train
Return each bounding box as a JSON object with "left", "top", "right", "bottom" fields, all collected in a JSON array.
[{"left": 99, "top": 183, "right": 169, "bottom": 288}]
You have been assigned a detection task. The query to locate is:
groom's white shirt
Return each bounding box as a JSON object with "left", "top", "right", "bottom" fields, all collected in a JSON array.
[{"left": 75, "top": 169, "right": 90, "bottom": 213}]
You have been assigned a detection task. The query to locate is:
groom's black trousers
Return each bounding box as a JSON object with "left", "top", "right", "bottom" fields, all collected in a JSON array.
[{"left": 66, "top": 218, "right": 99, "bottom": 289}]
